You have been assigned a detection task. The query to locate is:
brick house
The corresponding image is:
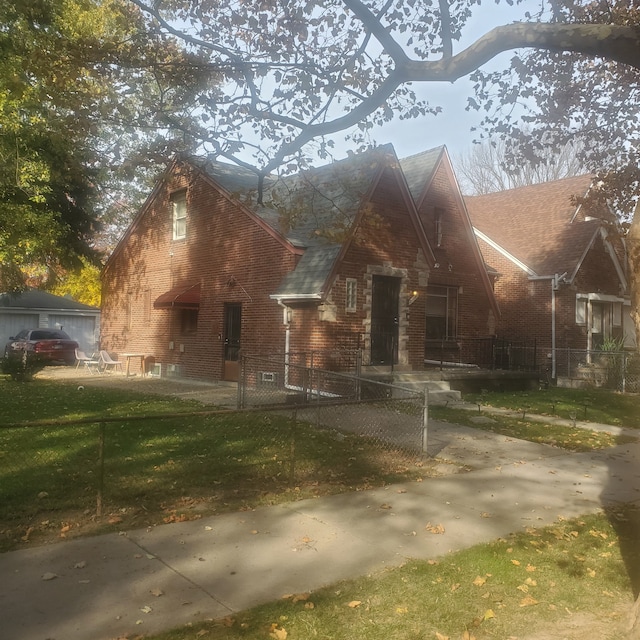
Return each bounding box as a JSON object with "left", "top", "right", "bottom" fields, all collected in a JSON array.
[
  {"left": 465, "top": 175, "right": 634, "bottom": 379},
  {"left": 101, "top": 144, "right": 498, "bottom": 381}
]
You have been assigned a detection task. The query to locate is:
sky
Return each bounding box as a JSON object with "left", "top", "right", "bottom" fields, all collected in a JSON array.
[{"left": 347, "top": 1, "right": 540, "bottom": 162}]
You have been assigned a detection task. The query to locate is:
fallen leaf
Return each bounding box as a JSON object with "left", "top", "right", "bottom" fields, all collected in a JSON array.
[
  {"left": 41, "top": 572, "right": 58, "bottom": 581},
  {"left": 196, "top": 630, "right": 209, "bottom": 637},
  {"left": 473, "top": 576, "right": 487, "bottom": 587},
  {"left": 425, "top": 522, "right": 445, "bottom": 534},
  {"left": 221, "top": 616, "right": 235, "bottom": 627},
  {"left": 347, "top": 600, "right": 362, "bottom": 608},
  {"left": 587, "top": 568, "right": 596, "bottom": 577},
  {"left": 140, "top": 605, "right": 152, "bottom": 614},
  {"left": 304, "top": 602, "right": 315, "bottom": 609},
  {"left": 291, "top": 593, "right": 310, "bottom": 603},
  {"left": 519, "top": 596, "right": 539, "bottom": 607},
  {"left": 511, "top": 559, "right": 521, "bottom": 566},
  {"left": 396, "top": 606, "right": 408, "bottom": 614},
  {"left": 269, "top": 623, "right": 288, "bottom": 640},
  {"left": 435, "top": 633, "right": 450, "bottom": 640},
  {"left": 526, "top": 564, "right": 536, "bottom": 572},
  {"left": 150, "top": 588, "right": 164, "bottom": 597},
  {"left": 484, "top": 609, "right": 496, "bottom": 620}
]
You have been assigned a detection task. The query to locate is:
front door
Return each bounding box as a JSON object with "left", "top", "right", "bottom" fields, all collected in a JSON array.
[
  {"left": 223, "top": 303, "right": 242, "bottom": 381},
  {"left": 371, "top": 275, "right": 400, "bottom": 365}
]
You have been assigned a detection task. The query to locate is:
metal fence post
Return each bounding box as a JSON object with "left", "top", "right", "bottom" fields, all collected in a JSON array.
[
  {"left": 422, "top": 388, "right": 429, "bottom": 456},
  {"left": 97, "top": 422, "right": 106, "bottom": 517},
  {"left": 237, "top": 355, "right": 245, "bottom": 409},
  {"left": 289, "top": 408, "right": 297, "bottom": 486}
]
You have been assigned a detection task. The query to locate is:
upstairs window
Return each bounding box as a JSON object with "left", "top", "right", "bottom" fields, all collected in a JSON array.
[
  {"left": 172, "top": 192, "right": 187, "bottom": 240},
  {"left": 434, "top": 207, "right": 444, "bottom": 247},
  {"left": 345, "top": 278, "right": 357, "bottom": 312},
  {"left": 426, "top": 285, "right": 458, "bottom": 340}
]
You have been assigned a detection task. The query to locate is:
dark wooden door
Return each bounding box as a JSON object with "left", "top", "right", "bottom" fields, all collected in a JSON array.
[
  {"left": 371, "top": 275, "right": 400, "bottom": 365},
  {"left": 223, "top": 303, "right": 242, "bottom": 381}
]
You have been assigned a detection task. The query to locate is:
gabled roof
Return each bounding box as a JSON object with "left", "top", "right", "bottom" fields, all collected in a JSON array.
[
  {"left": 200, "top": 144, "right": 396, "bottom": 250},
  {"left": 201, "top": 145, "right": 404, "bottom": 301},
  {"left": 399, "top": 146, "right": 445, "bottom": 203},
  {"left": 0, "top": 290, "right": 98, "bottom": 311},
  {"left": 465, "top": 175, "right": 608, "bottom": 278}
]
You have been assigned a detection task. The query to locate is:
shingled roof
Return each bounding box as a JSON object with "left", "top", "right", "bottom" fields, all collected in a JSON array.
[
  {"left": 464, "top": 175, "right": 604, "bottom": 278},
  {"left": 0, "top": 289, "right": 98, "bottom": 311},
  {"left": 399, "top": 146, "right": 444, "bottom": 202},
  {"left": 198, "top": 146, "right": 397, "bottom": 300}
]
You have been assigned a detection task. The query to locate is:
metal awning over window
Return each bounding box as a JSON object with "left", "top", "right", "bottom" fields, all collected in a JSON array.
[{"left": 154, "top": 283, "right": 201, "bottom": 309}]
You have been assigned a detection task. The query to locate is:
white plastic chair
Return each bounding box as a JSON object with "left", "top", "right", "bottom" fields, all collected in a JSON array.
[
  {"left": 75, "top": 349, "right": 100, "bottom": 374},
  {"left": 99, "top": 350, "right": 123, "bottom": 374}
]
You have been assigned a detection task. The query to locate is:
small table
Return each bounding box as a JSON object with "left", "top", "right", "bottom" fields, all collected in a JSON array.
[{"left": 121, "top": 353, "right": 146, "bottom": 377}]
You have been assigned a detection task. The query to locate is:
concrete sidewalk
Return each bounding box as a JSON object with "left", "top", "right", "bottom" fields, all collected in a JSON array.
[{"left": 2, "top": 419, "right": 640, "bottom": 640}]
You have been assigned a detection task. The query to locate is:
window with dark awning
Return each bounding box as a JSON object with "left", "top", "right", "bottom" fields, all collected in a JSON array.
[{"left": 154, "top": 283, "right": 201, "bottom": 309}]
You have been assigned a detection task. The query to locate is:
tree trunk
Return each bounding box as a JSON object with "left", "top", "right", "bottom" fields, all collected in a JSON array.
[
  {"left": 628, "top": 203, "right": 640, "bottom": 350},
  {"left": 626, "top": 205, "right": 640, "bottom": 636},
  {"left": 629, "top": 594, "right": 640, "bottom": 638}
]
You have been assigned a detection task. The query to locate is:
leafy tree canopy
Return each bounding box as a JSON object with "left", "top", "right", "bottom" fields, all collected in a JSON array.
[
  {"left": 0, "top": 0, "right": 216, "bottom": 292},
  {"left": 127, "top": 0, "right": 640, "bottom": 208}
]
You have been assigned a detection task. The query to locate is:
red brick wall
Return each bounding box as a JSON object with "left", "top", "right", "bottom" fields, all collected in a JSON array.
[
  {"left": 417, "top": 163, "right": 495, "bottom": 364},
  {"left": 101, "top": 164, "right": 296, "bottom": 379},
  {"left": 287, "top": 165, "right": 495, "bottom": 369},
  {"left": 477, "top": 230, "right": 625, "bottom": 370}
]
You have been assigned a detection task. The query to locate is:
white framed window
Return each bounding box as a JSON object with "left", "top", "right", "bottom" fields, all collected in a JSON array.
[
  {"left": 575, "top": 296, "right": 587, "bottom": 325},
  {"left": 172, "top": 192, "right": 187, "bottom": 240},
  {"left": 426, "top": 285, "right": 458, "bottom": 340},
  {"left": 345, "top": 278, "right": 357, "bottom": 312}
]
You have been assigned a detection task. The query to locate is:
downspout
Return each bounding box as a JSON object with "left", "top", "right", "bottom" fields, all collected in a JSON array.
[
  {"left": 550, "top": 272, "right": 567, "bottom": 381},
  {"left": 277, "top": 301, "right": 291, "bottom": 388},
  {"left": 551, "top": 277, "right": 557, "bottom": 381}
]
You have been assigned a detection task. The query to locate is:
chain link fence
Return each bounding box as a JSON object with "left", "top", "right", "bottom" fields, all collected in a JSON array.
[
  {"left": 1, "top": 366, "right": 428, "bottom": 538},
  {"left": 239, "top": 354, "right": 427, "bottom": 453},
  {"left": 556, "top": 348, "right": 640, "bottom": 393}
]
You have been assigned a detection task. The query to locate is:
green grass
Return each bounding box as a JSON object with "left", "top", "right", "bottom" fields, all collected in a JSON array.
[
  {"left": 430, "top": 407, "right": 633, "bottom": 451},
  {"left": 146, "top": 508, "right": 639, "bottom": 640},
  {"left": 0, "top": 378, "right": 425, "bottom": 552},
  {"left": 461, "top": 387, "right": 640, "bottom": 429}
]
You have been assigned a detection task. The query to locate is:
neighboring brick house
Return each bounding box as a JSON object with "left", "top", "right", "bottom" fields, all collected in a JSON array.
[
  {"left": 465, "top": 175, "right": 633, "bottom": 379},
  {"left": 101, "top": 144, "right": 498, "bottom": 381}
]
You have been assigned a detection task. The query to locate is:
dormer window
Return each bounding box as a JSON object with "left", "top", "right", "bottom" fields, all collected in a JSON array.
[{"left": 172, "top": 191, "right": 187, "bottom": 240}]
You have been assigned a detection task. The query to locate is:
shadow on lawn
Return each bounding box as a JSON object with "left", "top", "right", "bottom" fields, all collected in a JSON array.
[{"left": 602, "top": 434, "right": 640, "bottom": 636}]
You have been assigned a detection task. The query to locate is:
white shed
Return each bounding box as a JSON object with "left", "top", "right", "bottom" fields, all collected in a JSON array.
[{"left": 0, "top": 290, "right": 100, "bottom": 355}]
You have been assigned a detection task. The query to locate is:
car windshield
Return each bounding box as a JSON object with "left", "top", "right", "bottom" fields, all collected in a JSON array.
[{"left": 30, "top": 330, "right": 71, "bottom": 340}]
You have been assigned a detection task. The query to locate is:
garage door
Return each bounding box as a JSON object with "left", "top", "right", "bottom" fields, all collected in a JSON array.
[
  {"left": 0, "top": 314, "right": 40, "bottom": 355},
  {"left": 49, "top": 315, "right": 98, "bottom": 354}
]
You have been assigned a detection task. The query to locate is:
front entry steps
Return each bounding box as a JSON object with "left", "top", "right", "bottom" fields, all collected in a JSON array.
[
  {"left": 362, "top": 369, "right": 463, "bottom": 405},
  {"left": 393, "top": 374, "right": 462, "bottom": 406}
]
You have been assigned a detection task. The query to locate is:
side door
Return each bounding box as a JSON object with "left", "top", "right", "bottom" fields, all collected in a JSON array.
[{"left": 223, "top": 303, "right": 242, "bottom": 381}]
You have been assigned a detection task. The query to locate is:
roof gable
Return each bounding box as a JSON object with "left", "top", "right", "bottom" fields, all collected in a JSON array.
[{"left": 465, "top": 175, "right": 600, "bottom": 277}]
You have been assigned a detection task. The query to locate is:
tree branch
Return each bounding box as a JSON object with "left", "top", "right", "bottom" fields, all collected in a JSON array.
[{"left": 401, "top": 23, "right": 640, "bottom": 82}]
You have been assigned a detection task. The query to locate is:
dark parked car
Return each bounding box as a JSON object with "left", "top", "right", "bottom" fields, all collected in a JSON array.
[{"left": 4, "top": 329, "right": 79, "bottom": 365}]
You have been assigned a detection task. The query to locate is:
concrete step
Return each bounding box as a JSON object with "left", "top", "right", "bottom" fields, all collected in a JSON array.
[{"left": 390, "top": 376, "right": 463, "bottom": 405}]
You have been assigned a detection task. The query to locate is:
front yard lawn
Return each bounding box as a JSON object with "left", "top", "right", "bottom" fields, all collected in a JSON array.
[{"left": 0, "top": 378, "right": 428, "bottom": 552}]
